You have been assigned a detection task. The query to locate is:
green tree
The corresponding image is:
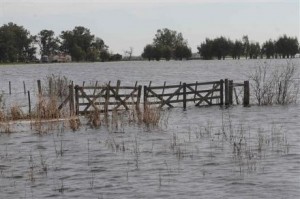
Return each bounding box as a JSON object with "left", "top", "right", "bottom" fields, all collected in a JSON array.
[
  {"left": 212, "top": 37, "right": 232, "bottom": 60},
  {"left": 249, "top": 42, "right": 261, "bottom": 59},
  {"left": 60, "top": 26, "right": 95, "bottom": 61},
  {"left": 142, "top": 28, "right": 191, "bottom": 61},
  {"left": 153, "top": 28, "right": 186, "bottom": 49},
  {"left": 197, "top": 38, "right": 214, "bottom": 60},
  {"left": 231, "top": 40, "right": 243, "bottom": 59},
  {"left": 36, "top": 29, "right": 59, "bottom": 56},
  {"left": 100, "top": 50, "right": 110, "bottom": 62},
  {"left": 242, "top": 35, "right": 250, "bottom": 59},
  {"left": 262, "top": 40, "right": 275, "bottom": 59},
  {"left": 174, "top": 45, "right": 192, "bottom": 60},
  {"left": 0, "top": 22, "right": 36, "bottom": 62},
  {"left": 142, "top": 44, "right": 155, "bottom": 61}
]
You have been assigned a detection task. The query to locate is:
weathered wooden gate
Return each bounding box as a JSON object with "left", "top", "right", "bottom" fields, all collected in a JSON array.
[
  {"left": 144, "top": 80, "right": 224, "bottom": 109},
  {"left": 74, "top": 81, "right": 142, "bottom": 115}
]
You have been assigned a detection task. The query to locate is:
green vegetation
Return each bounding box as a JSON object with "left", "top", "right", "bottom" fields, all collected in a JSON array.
[
  {"left": 0, "top": 22, "right": 299, "bottom": 63},
  {"left": 197, "top": 35, "right": 299, "bottom": 60},
  {"left": 0, "top": 23, "right": 121, "bottom": 63},
  {"left": 142, "top": 28, "right": 192, "bottom": 61}
]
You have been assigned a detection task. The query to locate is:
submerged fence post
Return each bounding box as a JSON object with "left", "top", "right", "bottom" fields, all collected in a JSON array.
[
  {"left": 220, "top": 79, "right": 224, "bottom": 106},
  {"left": 144, "top": 86, "right": 148, "bottom": 111},
  {"left": 225, "top": 79, "right": 229, "bottom": 106},
  {"left": 74, "top": 85, "right": 79, "bottom": 115},
  {"left": 37, "top": 80, "right": 42, "bottom": 95},
  {"left": 28, "top": 90, "right": 31, "bottom": 115},
  {"left": 183, "top": 83, "right": 187, "bottom": 110},
  {"left": 229, "top": 80, "right": 233, "bottom": 105},
  {"left": 137, "top": 85, "right": 142, "bottom": 107},
  {"left": 69, "top": 83, "right": 74, "bottom": 116},
  {"left": 243, "top": 81, "right": 250, "bottom": 107},
  {"left": 9, "top": 81, "right": 11, "bottom": 95},
  {"left": 23, "top": 81, "right": 26, "bottom": 95}
]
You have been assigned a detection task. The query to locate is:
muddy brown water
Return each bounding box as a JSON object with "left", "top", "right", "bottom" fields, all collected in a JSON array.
[{"left": 0, "top": 59, "right": 299, "bottom": 198}]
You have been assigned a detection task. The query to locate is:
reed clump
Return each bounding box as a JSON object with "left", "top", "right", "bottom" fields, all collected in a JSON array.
[
  {"left": 10, "top": 104, "right": 24, "bottom": 120},
  {"left": 142, "top": 104, "right": 161, "bottom": 126},
  {"left": 46, "top": 74, "right": 70, "bottom": 98},
  {"left": 32, "top": 95, "right": 61, "bottom": 120}
]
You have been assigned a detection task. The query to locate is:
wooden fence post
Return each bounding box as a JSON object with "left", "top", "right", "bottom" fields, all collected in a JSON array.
[
  {"left": 137, "top": 85, "right": 142, "bottom": 106},
  {"left": 37, "top": 80, "right": 42, "bottom": 95},
  {"left": 220, "top": 79, "right": 224, "bottom": 106},
  {"left": 75, "top": 85, "right": 79, "bottom": 115},
  {"left": 9, "top": 81, "right": 11, "bottom": 95},
  {"left": 28, "top": 90, "right": 31, "bottom": 115},
  {"left": 183, "top": 83, "right": 187, "bottom": 110},
  {"left": 229, "top": 80, "right": 233, "bottom": 105},
  {"left": 49, "top": 78, "right": 52, "bottom": 96},
  {"left": 144, "top": 86, "right": 148, "bottom": 111},
  {"left": 243, "top": 81, "right": 250, "bottom": 107},
  {"left": 225, "top": 79, "right": 229, "bottom": 106},
  {"left": 23, "top": 81, "right": 26, "bottom": 95},
  {"left": 69, "top": 83, "right": 74, "bottom": 116}
]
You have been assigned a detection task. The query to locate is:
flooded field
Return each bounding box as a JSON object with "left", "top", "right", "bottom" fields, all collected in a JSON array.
[{"left": 0, "top": 59, "right": 299, "bottom": 198}]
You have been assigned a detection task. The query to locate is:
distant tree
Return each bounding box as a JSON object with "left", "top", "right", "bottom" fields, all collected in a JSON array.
[
  {"left": 0, "top": 22, "right": 36, "bottom": 62},
  {"left": 242, "top": 35, "right": 250, "bottom": 59},
  {"left": 153, "top": 28, "right": 186, "bottom": 49},
  {"left": 174, "top": 45, "right": 192, "bottom": 60},
  {"left": 212, "top": 37, "right": 232, "bottom": 60},
  {"left": 142, "top": 44, "right": 155, "bottom": 61},
  {"left": 197, "top": 38, "right": 214, "bottom": 60},
  {"left": 249, "top": 42, "right": 261, "bottom": 59},
  {"left": 262, "top": 40, "right": 275, "bottom": 59},
  {"left": 60, "top": 26, "right": 94, "bottom": 61},
  {"left": 124, "top": 47, "right": 134, "bottom": 60},
  {"left": 36, "top": 29, "right": 59, "bottom": 56},
  {"left": 142, "top": 28, "right": 191, "bottom": 61},
  {"left": 161, "top": 46, "right": 172, "bottom": 61},
  {"left": 109, "top": 53, "right": 122, "bottom": 61},
  {"left": 231, "top": 40, "right": 243, "bottom": 59},
  {"left": 153, "top": 46, "right": 162, "bottom": 61},
  {"left": 100, "top": 50, "right": 110, "bottom": 62}
]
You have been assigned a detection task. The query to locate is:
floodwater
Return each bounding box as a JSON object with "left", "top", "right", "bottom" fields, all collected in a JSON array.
[{"left": 0, "top": 59, "right": 299, "bottom": 199}]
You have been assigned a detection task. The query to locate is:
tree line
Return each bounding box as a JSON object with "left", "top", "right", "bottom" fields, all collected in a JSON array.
[
  {"left": 0, "top": 22, "right": 122, "bottom": 63},
  {"left": 0, "top": 22, "right": 299, "bottom": 63},
  {"left": 198, "top": 35, "right": 299, "bottom": 60}
]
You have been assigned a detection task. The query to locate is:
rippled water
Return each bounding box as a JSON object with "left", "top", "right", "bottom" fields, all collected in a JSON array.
[{"left": 0, "top": 59, "right": 299, "bottom": 198}]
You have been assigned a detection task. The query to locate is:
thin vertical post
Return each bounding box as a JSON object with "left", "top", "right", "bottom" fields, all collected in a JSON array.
[
  {"left": 104, "top": 83, "right": 110, "bottom": 113},
  {"left": 28, "top": 90, "right": 31, "bottom": 115},
  {"left": 137, "top": 85, "right": 142, "bottom": 108},
  {"left": 177, "top": 81, "right": 182, "bottom": 100},
  {"left": 9, "top": 81, "right": 11, "bottom": 95},
  {"left": 229, "top": 80, "right": 233, "bottom": 105},
  {"left": 183, "top": 83, "right": 186, "bottom": 110},
  {"left": 220, "top": 79, "right": 224, "bottom": 106},
  {"left": 225, "top": 79, "right": 229, "bottom": 106},
  {"left": 234, "top": 87, "right": 239, "bottom": 105},
  {"left": 23, "top": 81, "right": 26, "bottom": 95},
  {"left": 69, "top": 83, "right": 74, "bottom": 116},
  {"left": 193, "top": 81, "right": 198, "bottom": 103},
  {"left": 75, "top": 85, "right": 79, "bottom": 115},
  {"left": 144, "top": 86, "right": 148, "bottom": 111},
  {"left": 116, "top": 80, "right": 121, "bottom": 95},
  {"left": 49, "top": 78, "right": 52, "bottom": 96},
  {"left": 243, "top": 81, "right": 250, "bottom": 107},
  {"left": 37, "top": 80, "right": 42, "bottom": 95}
]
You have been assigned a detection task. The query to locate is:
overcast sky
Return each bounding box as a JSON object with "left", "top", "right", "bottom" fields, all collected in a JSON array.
[{"left": 0, "top": 0, "right": 299, "bottom": 56}]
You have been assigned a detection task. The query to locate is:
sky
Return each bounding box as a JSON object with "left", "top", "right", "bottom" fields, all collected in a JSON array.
[{"left": 0, "top": 0, "right": 299, "bottom": 56}]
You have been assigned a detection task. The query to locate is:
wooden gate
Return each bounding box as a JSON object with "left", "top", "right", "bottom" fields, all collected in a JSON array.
[
  {"left": 74, "top": 81, "right": 142, "bottom": 115},
  {"left": 144, "top": 80, "right": 224, "bottom": 109}
]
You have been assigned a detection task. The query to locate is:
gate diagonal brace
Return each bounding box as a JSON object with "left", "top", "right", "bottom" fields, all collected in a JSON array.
[
  {"left": 159, "top": 85, "right": 183, "bottom": 108},
  {"left": 80, "top": 88, "right": 100, "bottom": 112},
  {"left": 196, "top": 84, "right": 219, "bottom": 106},
  {"left": 147, "top": 88, "right": 173, "bottom": 108},
  {"left": 83, "top": 88, "right": 106, "bottom": 112},
  {"left": 113, "top": 88, "right": 139, "bottom": 110},
  {"left": 107, "top": 86, "right": 129, "bottom": 110}
]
